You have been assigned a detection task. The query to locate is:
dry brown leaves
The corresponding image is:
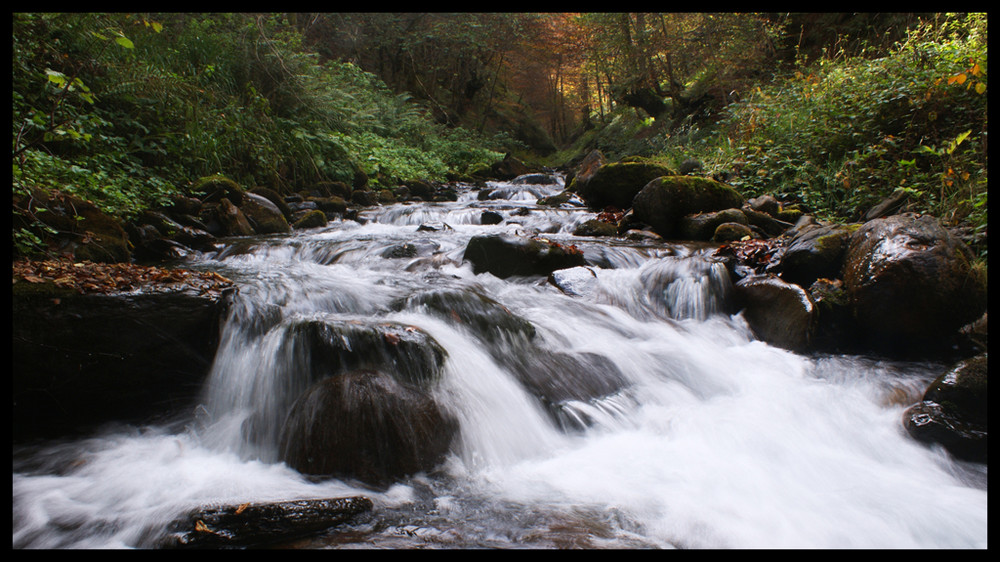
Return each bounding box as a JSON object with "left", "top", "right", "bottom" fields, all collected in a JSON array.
[{"left": 12, "top": 258, "right": 235, "bottom": 297}]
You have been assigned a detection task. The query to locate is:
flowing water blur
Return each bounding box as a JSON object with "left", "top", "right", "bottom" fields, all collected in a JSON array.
[{"left": 12, "top": 176, "right": 987, "bottom": 549}]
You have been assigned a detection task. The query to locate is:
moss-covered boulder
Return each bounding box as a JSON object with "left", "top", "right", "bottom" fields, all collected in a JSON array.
[
  {"left": 575, "top": 161, "right": 676, "bottom": 210},
  {"left": 712, "top": 222, "right": 754, "bottom": 243},
  {"left": 842, "top": 213, "right": 987, "bottom": 355},
  {"left": 632, "top": 176, "right": 745, "bottom": 239},
  {"left": 195, "top": 174, "right": 244, "bottom": 206},
  {"left": 292, "top": 209, "right": 328, "bottom": 230},
  {"left": 250, "top": 186, "right": 293, "bottom": 221}
]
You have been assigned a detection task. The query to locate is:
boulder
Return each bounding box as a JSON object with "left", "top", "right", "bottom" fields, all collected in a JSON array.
[
  {"left": 573, "top": 219, "right": 618, "bottom": 237},
  {"left": 480, "top": 210, "right": 504, "bottom": 225},
  {"left": 903, "top": 354, "right": 987, "bottom": 463},
  {"left": 711, "top": 222, "right": 754, "bottom": 243},
  {"left": 12, "top": 281, "right": 235, "bottom": 440},
  {"left": 575, "top": 161, "right": 676, "bottom": 210},
  {"left": 842, "top": 213, "right": 987, "bottom": 355},
  {"left": 489, "top": 153, "right": 531, "bottom": 180},
  {"left": 292, "top": 209, "right": 328, "bottom": 230},
  {"left": 278, "top": 369, "right": 457, "bottom": 486},
  {"left": 777, "top": 223, "right": 859, "bottom": 287},
  {"left": 631, "top": 176, "right": 745, "bottom": 239},
  {"left": 249, "top": 186, "right": 294, "bottom": 222},
  {"left": 281, "top": 319, "right": 448, "bottom": 389},
  {"left": 464, "top": 234, "right": 586, "bottom": 278},
  {"left": 241, "top": 192, "right": 291, "bottom": 234},
  {"left": 734, "top": 274, "right": 816, "bottom": 352},
  {"left": 215, "top": 198, "right": 255, "bottom": 236},
  {"left": 566, "top": 149, "right": 606, "bottom": 192},
  {"left": 678, "top": 208, "right": 748, "bottom": 241}
]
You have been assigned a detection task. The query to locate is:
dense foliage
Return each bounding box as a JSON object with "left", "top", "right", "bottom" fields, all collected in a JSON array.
[
  {"left": 11, "top": 13, "right": 988, "bottom": 263},
  {"left": 12, "top": 13, "right": 508, "bottom": 255}
]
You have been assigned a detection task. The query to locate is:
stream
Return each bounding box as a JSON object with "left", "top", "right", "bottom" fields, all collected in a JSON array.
[{"left": 12, "top": 175, "right": 988, "bottom": 549}]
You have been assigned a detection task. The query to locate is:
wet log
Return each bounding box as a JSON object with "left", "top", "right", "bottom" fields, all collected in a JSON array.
[{"left": 164, "top": 496, "right": 374, "bottom": 548}]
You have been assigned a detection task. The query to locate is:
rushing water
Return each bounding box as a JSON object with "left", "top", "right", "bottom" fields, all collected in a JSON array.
[{"left": 12, "top": 175, "right": 987, "bottom": 549}]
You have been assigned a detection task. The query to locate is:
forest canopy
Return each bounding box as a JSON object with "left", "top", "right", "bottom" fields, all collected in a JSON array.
[{"left": 11, "top": 13, "right": 987, "bottom": 261}]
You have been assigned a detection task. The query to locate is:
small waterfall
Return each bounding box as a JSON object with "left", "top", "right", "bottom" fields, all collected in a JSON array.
[{"left": 12, "top": 175, "right": 988, "bottom": 549}]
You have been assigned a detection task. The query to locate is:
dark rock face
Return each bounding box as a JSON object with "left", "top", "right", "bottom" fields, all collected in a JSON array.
[
  {"left": 278, "top": 369, "right": 457, "bottom": 486},
  {"left": 464, "top": 234, "right": 586, "bottom": 278},
  {"left": 678, "top": 208, "right": 748, "bottom": 241},
  {"left": 903, "top": 354, "right": 987, "bottom": 463},
  {"left": 734, "top": 274, "right": 817, "bottom": 352},
  {"left": 398, "top": 287, "right": 537, "bottom": 344},
  {"left": 842, "top": 213, "right": 987, "bottom": 354},
  {"left": 12, "top": 286, "right": 235, "bottom": 440},
  {"left": 631, "top": 176, "right": 745, "bottom": 239},
  {"left": 165, "top": 496, "right": 374, "bottom": 548}
]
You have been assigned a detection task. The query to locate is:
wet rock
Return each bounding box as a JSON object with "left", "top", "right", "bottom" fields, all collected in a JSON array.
[
  {"left": 241, "top": 192, "right": 291, "bottom": 234},
  {"left": 503, "top": 350, "right": 630, "bottom": 431},
  {"left": 734, "top": 274, "right": 816, "bottom": 352},
  {"left": 13, "top": 189, "right": 131, "bottom": 263},
  {"left": 679, "top": 208, "right": 748, "bottom": 241},
  {"left": 480, "top": 210, "right": 504, "bottom": 225},
  {"left": 842, "top": 213, "right": 987, "bottom": 356},
  {"left": 575, "top": 161, "right": 676, "bottom": 210},
  {"left": 351, "top": 190, "right": 378, "bottom": 206},
  {"left": 747, "top": 194, "right": 780, "bottom": 217},
  {"left": 573, "top": 219, "right": 618, "bottom": 237},
  {"left": 807, "top": 278, "right": 858, "bottom": 353},
  {"left": 776, "top": 223, "right": 859, "bottom": 287},
  {"left": 279, "top": 369, "right": 457, "bottom": 486},
  {"left": 12, "top": 284, "right": 235, "bottom": 440},
  {"left": 310, "top": 196, "right": 348, "bottom": 216},
  {"left": 249, "top": 186, "right": 294, "bottom": 222},
  {"left": 549, "top": 266, "right": 600, "bottom": 298},
  {"left": 566, "top": 149, "right": 606, "bottom": 193},
  {"left": 513, "top": 173, "right": 558, "bottom": 185},
  {"left": 282, "top": 319, "right": 448, "bottom": 389},
  {"left": 398, "top": 287, "right": 537, "bottom": 343},
  {"left": 631, "top": 176, "right": 744, "bottom": 239},
  {"left": 464, "top": 234, "right": 586, "bottom": 278},
  {"left": 165, "top": 496, "right": 373, "bottom": 548},
  {"left": 740, "top": 204, "right": 795, "bottom": 237},
  {"left": 903, "top": 354, "right": 987, "bottom": 463}
]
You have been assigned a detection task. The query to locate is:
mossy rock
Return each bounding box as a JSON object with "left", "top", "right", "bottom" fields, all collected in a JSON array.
[
  {"left": 679, "top": 208, "right": 748, "bottom": 241},
  {"left": 575, "top": 161, "right": 676, "bottom": 210},
  {"left": 632, "top": 176, "right": 745, "bottom": 239},
  {"left": 195, "top": 174, "right": 244, "bottom": 206},
  {"left": 292, "top": 209, "right": 328, "bottom": 230},
  {"left": 241, "top": 193, "right": 290, "bottom": 234},
  {"left": 573, "top": 219, "right": 619, "bottom": 237}
]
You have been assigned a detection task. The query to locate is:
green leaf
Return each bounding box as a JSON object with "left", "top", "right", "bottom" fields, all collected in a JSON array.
[{"left": 115, "top": 36, "right": 135, "bottom": 49}]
